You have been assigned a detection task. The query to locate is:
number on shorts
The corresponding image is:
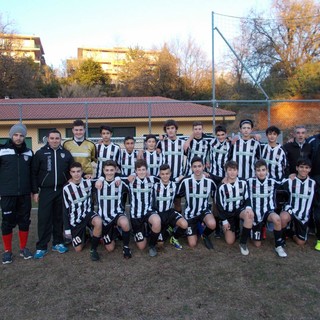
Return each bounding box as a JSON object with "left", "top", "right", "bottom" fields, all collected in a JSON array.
[
  {"left": 255, "top": 231, "right": 261, "bottom": 240},
  {"left": 187, "top": 227, "right": 192, "bottom": 236},
  {"left": 72, "top": 236, "right": 82, "bottom": 246},
  {"left": 134, "top": 232, "right": 144, "bottom": 242},
  {"left": 158, "top": 233, "right": 163, "bottom": 241},
  {"left": 103, "top": 235, "right": 111, "bottom": 243}
]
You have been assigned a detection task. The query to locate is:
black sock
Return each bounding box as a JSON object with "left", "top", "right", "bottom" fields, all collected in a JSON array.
[
  {"left": 91, "top": 236, "right": 100, "bottom": 251},
  {"left": 149, "top": 230, "right": 160, "bottom": 247},
  {"left": 173, "top": 227, "right": 186, "bottom": 239},
  {"left": 274, "top": 230, "right": 284, "bottom": 247},
  {"left": 203, "top": 227, "right": 214, "bottom": 237},
  {"left": 240, "top": 227, "right": 251, "bottom": 244},
  {"left": 122, "top": 230, "right": 130, "bottom": 247}
]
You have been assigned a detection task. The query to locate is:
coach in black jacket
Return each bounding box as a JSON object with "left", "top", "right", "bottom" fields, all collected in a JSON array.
[
  {"left": 283, "top": 125, "right": 311, "bottom": 175},
  {"left": 308, "top": 134, "right": 320, "bottom": 251},
  {"left": 0, "top": 123, "right": 33, "bottom": 264},
  {"left": 32, "top": 129, "right": 73, "bottom": 259}
]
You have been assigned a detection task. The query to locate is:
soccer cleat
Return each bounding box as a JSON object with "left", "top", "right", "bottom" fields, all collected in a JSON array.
[
  {"left": 90, "top": 249, "right": 100, "bottom": 261},
  {"left": 315, "top": 240, "right": 320, "bottom": 251},
  {"left": 2, "top": 251, "right": 13, "bottom": 264},
  {"left": 34, "top": 249, "right": 48, "bottom": 259},
  {"left": 170, "top": 236, "right": 183, "bottom": 250},
  {"left": 52, "top": 243, "right": 69, "bottom": 254},
  {"left": 123, "top": 246, "right": 132, "bottom": 259},
  {"left": 239, "top": 243, "right": 249, "bottom": 256},
  {"left": 202, "top": 235, "right": 214, "bottom": 250},
  {"left": 149, "top": 246, "right": 157, "bottom": 257},
  {"left": 19, "top": 248, "right": 33, "bottom": 260},
  {"left": 275, "top": 246, "right": 287, "bottom": 258}
]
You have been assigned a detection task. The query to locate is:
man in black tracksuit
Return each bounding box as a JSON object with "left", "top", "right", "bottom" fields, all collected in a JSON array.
[
  {"left": 32, "top": 129, "right": 73, "bottom": 259},
  {"left": 0, "top": 123, "right": 33, "bottom": 264},
  {"left": 307, "top": 133, "right": 320, "bottom": 251}
]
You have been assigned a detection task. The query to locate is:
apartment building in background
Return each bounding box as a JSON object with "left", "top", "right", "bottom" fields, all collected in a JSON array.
[
  {"left": 0, "top": 33, "right": 45, "bottom": 65},
  {"left": 67, "top": 47, "right": 158, "bottom": 83}
]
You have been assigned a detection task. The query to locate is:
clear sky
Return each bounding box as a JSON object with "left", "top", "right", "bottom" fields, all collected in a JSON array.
[{"left": 1, "top": 0, "right": 271, "bottom": 69}]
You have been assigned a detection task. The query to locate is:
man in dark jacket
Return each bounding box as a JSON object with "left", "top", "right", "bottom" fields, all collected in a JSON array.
[
  {"left": 0, "top": 123, "right": 33, "bottom": 264},
  {"left": 32, "top": 129, "right": 73, "bottom": 259},
  {"left": 307, "top": 133, "right": 320, "bottom": 251},
  {"left": 283, "top": 125, "right": 312, "bottom": 175}
]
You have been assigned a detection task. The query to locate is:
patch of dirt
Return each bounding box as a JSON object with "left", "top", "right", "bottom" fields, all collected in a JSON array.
[{"left": 1, "top": 211, "right": 320, "bottom": 320}]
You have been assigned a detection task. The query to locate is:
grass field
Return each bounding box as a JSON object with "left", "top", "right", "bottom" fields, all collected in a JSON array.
[{"left": 1, "top": 210, "right": 320, "bottom": 320}]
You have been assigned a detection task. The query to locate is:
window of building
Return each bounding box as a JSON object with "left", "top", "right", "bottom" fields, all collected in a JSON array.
[{"left": 38, "top": 128, "right": 56, "bottom": 143}]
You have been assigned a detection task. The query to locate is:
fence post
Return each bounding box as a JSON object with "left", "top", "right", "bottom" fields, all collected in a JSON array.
[
  {"left": 148, "top": 102, "right": 152, "bottom": 134},
  {"left": 19, "top": 103, "right": 23, "bottom": 123},
  {"left": 267, "top": 100, "right": 271, "bottom": 127},
  {"left": 84, "top": 103, "right": 89, "bottom": 137}
]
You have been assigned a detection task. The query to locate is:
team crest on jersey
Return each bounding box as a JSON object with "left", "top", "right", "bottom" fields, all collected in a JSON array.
[
  {"left": 61, "top": 153, "right": 65, "bottom": 158},
  {"left": 110, "top": 152, "right": 114, "bottom": 156},
  {"left": 250, "top": 146, "right": 254, "bottom": 151},
  {"left": 203, "top": 188, "right": 207, "bottom": 192},
  {"left": 276, "top": 155, "right": 280, "bottom": 160},
  {"left": 24, "top": 155, "right": 29, "bottom": 161}
]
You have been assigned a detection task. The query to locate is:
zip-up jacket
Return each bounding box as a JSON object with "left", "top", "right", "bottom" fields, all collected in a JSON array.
[
  {"left": 283, "top": 140, "right": 311, "bottom": 175},
  {"left": 0, "top": 140, "right": 33, "bottom": 196},
  {"left": 32, "top": 144, "right": 73, "bottom": 193}
]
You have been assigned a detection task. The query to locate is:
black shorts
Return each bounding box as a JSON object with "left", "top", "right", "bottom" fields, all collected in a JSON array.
[
  {"left": 70, "top": 211, "right": 98, "bottom": 248},
  {"left": 223, "top": 215, "right": 241, "bottom": 233},
  {"left": 186, "top": 211, "right": 211, "bottom": 236},
  {"left": 293, "top": 216, "right": 308, "bottom": 241},
  {"left": 252, "top": 211, "right": 275, "bottom": 240},
  {"left": 159, "top": 209, "right": 183, "bottom": 228},
  {"left": 131, "top": 214, "right": 152, "bottom": 243},
  {"left": 102, "top": 214, "right": 126, "bottom": 245}
]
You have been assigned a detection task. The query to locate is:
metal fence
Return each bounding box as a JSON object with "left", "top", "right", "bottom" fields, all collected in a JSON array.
[{"left": 0, "top": 98, "right": 319, "bottom": 150}]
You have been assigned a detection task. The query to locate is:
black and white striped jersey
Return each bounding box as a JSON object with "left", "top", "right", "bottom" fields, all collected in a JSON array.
[
  {"left": 216, "top": 178, "right": 250, "bottom": 220},
  {"left": 124, "top": 176, "right": 159, "bottom": 219},
  {"left": 247, "top": 177, "right": 278, "bottom": 224},
  {"left": 208, "top": 138, "right": 231, "bottom": 177},
  {"left": 283, "top": 177, "right": 316, "bottom": 224},
  {"left": 143, "top": 150, "right": 163, "bottom": 177},
  {"left": 96, "top": 179, "right": 125, "bottom": 225},
  {"left": 184, "top": 136, "right": 211, "bottom": 176},
  {"left": 95, "top": 143, "right": 121, "bottom": 178},
  {"left": 63, "top": 178, "right": 93, "bottom": 227},
  {"left": 152, "top": 180, "right": 177, "bottom": 213},
  {"left": 157, "top": 138, "right": 185, "bottom": 180},
  {"left": 230, "top": 138, "right": 261, "bottom": 179},
  {"left": 261, "top": 143, "right": 287, "bottom": 182},
  {"left": 177, "top": 174, "right": 216, "bottom": 220},
  {"left": 120, "top": 149, "right": 139, "bottom": 176}
]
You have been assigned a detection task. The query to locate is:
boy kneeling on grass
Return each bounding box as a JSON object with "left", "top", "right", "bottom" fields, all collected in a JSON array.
[
  {"left": 177, "top": 156, "right": 217, "bottom": 249},
  {"left": 216, "top": 160, "right": 254, "bottom": 256},
  {"left": 247, "top": 159, "right": 287, "bottom": 257},
  {"left": 151, "top": 164, "right": 188, "bottom": 250},
  {"left": 63, "top": 162, "right": 102, "bottom": 261},
  {"left": 280, "top": 158, "right": 316, "bottom": 246},
  {"left": 96, "top": 160, "right": 132, "bottom": 259}
]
